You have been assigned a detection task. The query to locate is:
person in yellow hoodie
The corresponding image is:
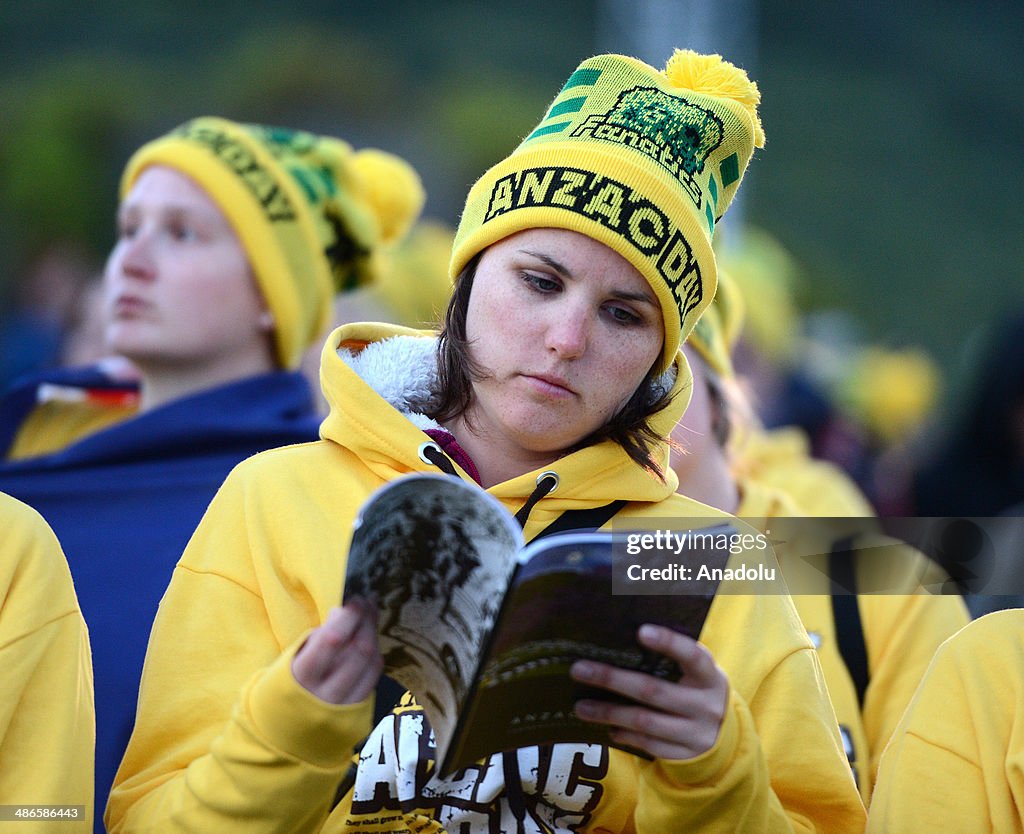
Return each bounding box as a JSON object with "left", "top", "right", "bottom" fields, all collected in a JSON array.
[
  {"left": 671, "top": 289, "right": 969, "bottom": 806},
  {"left": 867, "top": 608, "right": 1024, "bottom": 831},
  {"left": 107, "top": 50, "right": 865, "bottom": 832},
  {"left": 0, "top": 492, "right": 94, "bottom": 831}
]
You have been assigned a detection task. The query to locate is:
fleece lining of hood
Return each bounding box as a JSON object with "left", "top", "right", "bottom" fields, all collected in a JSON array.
[{"left": 336, "top": 334, "right": 443, "bottom": 432}]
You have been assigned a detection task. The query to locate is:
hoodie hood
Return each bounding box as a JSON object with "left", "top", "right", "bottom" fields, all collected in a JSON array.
[{"left": 318, "top": 323, "right": 697, "bottom": 526}]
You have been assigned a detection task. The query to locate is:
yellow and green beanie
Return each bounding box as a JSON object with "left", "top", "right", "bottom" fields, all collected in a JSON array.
[
  {"left": 450, "top": 49, "right": 765, "bottom": 372},
  {"left": 120, "top": 116, "right": 426, "bottom": 368}
]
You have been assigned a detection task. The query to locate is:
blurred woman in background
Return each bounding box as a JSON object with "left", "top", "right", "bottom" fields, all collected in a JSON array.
[{"left": 0, "top": 116, "right": 424, "bottom": 830}]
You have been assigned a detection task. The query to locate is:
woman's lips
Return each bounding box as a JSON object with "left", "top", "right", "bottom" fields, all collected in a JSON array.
[
  {"left": 112, "top": 295, "right": 150, "bottom": 317},
  {"left": 522, "top": 373, "right": 575, "bottom": 397}
]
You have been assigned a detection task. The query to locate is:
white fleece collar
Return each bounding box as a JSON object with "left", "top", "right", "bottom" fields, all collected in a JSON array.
[{"left": 337, "top": 335, "right": 442, "bottom": 431}]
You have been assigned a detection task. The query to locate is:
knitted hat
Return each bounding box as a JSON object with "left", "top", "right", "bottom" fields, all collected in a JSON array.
[
  {"left": 840, "top": 346, "right": 940, "bottom": 443},
  {"left": 450, "top": 49, "right": 764, "bottom": 372},
  {"left": 120, "top": 116, "right": 425, "bottom": 368}
]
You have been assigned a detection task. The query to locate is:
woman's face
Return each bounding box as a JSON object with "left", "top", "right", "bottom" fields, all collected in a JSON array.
[
  {"left": 102, "top": 165, "right": 271, "bottom": 369},
  {"left": 463, "top": 228, "right": 664, "bottom": 458}
]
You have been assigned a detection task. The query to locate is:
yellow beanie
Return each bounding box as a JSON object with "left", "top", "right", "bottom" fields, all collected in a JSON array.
[
  {"left": 450, "top": 49, "right": 764, "bottom": 372},
  {"left": 120, "top": 117, "right": 426, "bottom": 368},
  {"left": 840, "top": 346, "right": 941, "bottom": 444}
]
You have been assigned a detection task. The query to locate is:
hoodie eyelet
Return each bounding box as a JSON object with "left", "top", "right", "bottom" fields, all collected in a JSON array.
[
  {"left": 536, "top": 470, "right": 559, "bottom": 494},
  {"left": 418, "top": 441, "right": 443, "bottom": 465}
]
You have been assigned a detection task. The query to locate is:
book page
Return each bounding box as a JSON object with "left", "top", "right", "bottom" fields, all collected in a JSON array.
[{"left": 344, "top": 473, "right": 523, "bottom": 748}]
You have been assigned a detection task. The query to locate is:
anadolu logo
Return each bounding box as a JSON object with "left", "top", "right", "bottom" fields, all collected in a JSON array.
[{"left": 571, "top": 86, "right": 725, "bottom": 209}]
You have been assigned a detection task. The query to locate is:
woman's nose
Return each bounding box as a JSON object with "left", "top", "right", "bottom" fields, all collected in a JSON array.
[
  {"left": 545, "top": 309, "right": 590, "bottom": 359},
  {"left": 117, "top": 232, "right": 156, "bottom": 281}
]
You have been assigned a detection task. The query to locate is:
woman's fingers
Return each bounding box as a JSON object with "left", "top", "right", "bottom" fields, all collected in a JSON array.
[
  {"left": 637, "top": 625, "right": 721, "bottom": 688},
  {"left": 572, "top": 696, "right": 722, "bottom": 758},
  {"left": 292, "top": 599, "right": 383, "bottom": 704},
  {"left": 569, "top": 624, "right": 729, "bottom": 760},
  {"left": 570, "top": 628, "right": 720, "bottom": 710}
]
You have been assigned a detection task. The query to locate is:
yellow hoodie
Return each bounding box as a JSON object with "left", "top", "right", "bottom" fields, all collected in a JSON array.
[
  {"left": 737, "top": 478, "right": 969, "bottom": 806},
  {"left": 733, "top": 425, "right": 876, "bottom": 518},
  {"left": 868, "top": 609, "right": 1024, "bottom": 832},
  {"left": 107, "top": 323, "right": 864, "bottom": 832},
  {"left": 1, "top": 492, "right": 94, "bottom": 830}
]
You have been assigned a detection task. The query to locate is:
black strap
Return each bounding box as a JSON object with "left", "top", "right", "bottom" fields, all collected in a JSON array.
[
  {"left": 829, "top": 534, "right": 869, "bottom": 709},
  {"left": 531, "top": 499, "right": 628, "bottom": 540}
]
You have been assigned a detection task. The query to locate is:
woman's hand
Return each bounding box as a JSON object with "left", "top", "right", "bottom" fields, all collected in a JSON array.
[
  {"left": 570, "top": 624, "right": 728, "bottom": 760},
  {"left": 291, "top": 598, "right": 383, "bottom": 705}
]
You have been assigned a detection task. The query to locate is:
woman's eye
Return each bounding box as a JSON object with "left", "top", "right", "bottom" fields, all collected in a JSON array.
[
  {"left": 523, "top": 272, "right": 560, "bottom": 293},
  {"left": 170, "top": 224, "right": 197, "bottom": 242},
  {"left": 607, "top": 305, "right": 641, "bottom": 325}
]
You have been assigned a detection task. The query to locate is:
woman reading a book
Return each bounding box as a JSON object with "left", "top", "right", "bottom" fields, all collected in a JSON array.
[{"left": 108, "top": 51, "right": 866, "bottom": 832}]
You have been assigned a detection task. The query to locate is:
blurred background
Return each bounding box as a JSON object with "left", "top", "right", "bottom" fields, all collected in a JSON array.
[{"left": 1, "top": 0, "right": 1022, "bottom": 511}]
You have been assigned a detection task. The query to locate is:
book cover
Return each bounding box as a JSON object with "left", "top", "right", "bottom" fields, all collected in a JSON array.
[{"left": 344, "top": 473, "right": 728, "bottom": 775}]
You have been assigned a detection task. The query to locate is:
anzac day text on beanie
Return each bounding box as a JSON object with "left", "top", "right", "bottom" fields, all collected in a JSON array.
[
  {"left": 121, "top": 117, "right": 425, "bottom": 368},
  {"left": 451, "top": 50, "right": 764, "bottom": 372}
]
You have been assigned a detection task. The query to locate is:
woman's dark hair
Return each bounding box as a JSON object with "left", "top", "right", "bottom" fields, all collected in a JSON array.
[{"left": 425, "top": 253, "right": 676, "bottom": 478}]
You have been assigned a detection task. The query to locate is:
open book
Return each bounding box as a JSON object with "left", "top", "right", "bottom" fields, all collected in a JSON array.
[{"left": 343, "top": 472, "right": 729, "bottom": 775}]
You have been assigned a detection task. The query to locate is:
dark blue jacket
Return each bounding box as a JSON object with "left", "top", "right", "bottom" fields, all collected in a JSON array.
[{"left": 0, "top": 367, "right": 322, "bottom": 831}]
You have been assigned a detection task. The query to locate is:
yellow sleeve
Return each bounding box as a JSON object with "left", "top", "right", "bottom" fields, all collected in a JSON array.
[
  {"left": 868, "top": 611, "right": 1024, "bottom": 832},
  {"left": 868, "top": 730, "right": 987, "bottom": 833},
  {"left": 0, "top": 494, "right": 95, "bottom": 831},
  {"left": 632, "top": 646, "right": 865, "bottom": 832},
  {"left": 626, "top": 578, "right": 866, "bottom": 833},
  {"left": 859, "top": 586, "right": 969, "bottom": 794},
  {"left": 105, "top": 469, "right": 373, "bottom": 833}
]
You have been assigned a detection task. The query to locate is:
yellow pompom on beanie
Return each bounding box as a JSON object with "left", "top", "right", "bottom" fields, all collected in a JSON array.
[
  {"left": 840, "top": 346, "right": 941, "bottom": 444},
  {"left": 450, "top": 49, "right": 764, "bottom": 372},
  {"left": 120, "top": 117, "right": 425, "bottom": 368}
]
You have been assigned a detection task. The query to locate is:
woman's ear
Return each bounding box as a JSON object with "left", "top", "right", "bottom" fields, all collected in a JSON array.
[{"left": 259, "top": 310, "right": 275, "bottom": 332}]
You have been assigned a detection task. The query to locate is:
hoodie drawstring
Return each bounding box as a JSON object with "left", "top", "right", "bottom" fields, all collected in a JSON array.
[
  {"left": 419, "top": 441, "right": 559, "bottom": 530},
  {"left": 514, "top": 471, "right": 559, "bottom": 528},
  {"left": 417, "top": 441, "right": 460, "bottom": 477},
  {"left": 417, "top": 444, "right": 557, "bottom": 528}
]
